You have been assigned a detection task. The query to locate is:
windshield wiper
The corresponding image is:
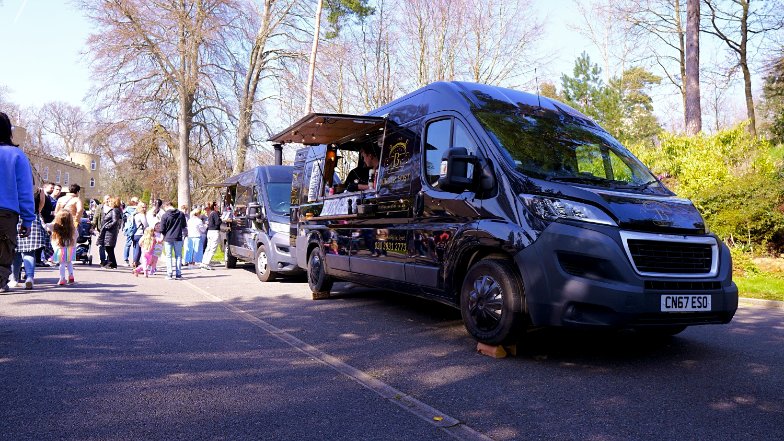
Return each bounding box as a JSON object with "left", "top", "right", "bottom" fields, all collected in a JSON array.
[
  {"left": 546, "top": 175, "right": 608, "bottom": 185},
  {"left": 626, "top": 179, "right": 659, "bottom": 190}
]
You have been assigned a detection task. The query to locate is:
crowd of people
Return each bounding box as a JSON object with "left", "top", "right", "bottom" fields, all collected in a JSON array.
[
  {"left": 94, "top": 197, "right": 222, "bottom": 280},
  {"left": 0, "top": 111, "right": 224, "bottom": 292}
]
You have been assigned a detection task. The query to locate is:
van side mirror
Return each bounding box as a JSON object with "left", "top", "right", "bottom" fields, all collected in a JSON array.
[
  {"left": 438, "top": 147, "right": 477, "bottom": 193},
  {"left": 247, "top": 202, "right": 263, "bottom": 220}
]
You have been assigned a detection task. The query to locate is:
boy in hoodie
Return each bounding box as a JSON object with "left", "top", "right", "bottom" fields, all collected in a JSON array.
[
  {"left": 0, "top": 112, "right": 34, "bottom": 292},
  {"left": 159, "top": 201, "right": 187, "bottom": 280}
]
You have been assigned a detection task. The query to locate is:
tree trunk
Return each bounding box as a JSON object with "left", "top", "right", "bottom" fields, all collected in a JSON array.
[
  {"left": 675, "top": 0, "right": 688, "bottom": 129},
  {"left": 684, "top": 0, "right": 701, "bottom": 135},
  {"left": 305, "top": 0, "right": 323, "bottom": 114},
  {"left": 178, "top": 90, "right": 193, "bottom": 209},
  {"left": 739, "top": 1, "right": 756, "bottom": 136},
  {"left": 234, "top": 0, "right": 275, "bottom": 175},
  {"left": 234, "top": 106, "right": 252, "bottom": 175}
]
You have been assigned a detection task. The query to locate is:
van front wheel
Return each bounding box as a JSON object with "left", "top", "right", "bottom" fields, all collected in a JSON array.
[
  {"left": 460, "top": 259, "right": 526, "bottom": 345},
  {"left": 308, "top": 246, "right": 333, "bottom": 300},
  {"left": 256, "top": 245, "right": 276, "bottom": 282}
]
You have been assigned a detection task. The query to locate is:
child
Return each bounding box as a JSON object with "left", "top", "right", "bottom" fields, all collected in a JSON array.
[
  {"left": 46, "top": 210, "right": 78, "bottom": 286},
  {"left": 133, "top": 227, "right": 156, "bottom": 277},
  {"left": 150, "top": 222, "right": 164, "bottom": 275}
]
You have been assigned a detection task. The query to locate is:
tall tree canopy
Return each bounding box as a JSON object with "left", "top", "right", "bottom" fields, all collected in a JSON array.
[{"left": 82, "top": 0, "right": 240, "bottom": 208}]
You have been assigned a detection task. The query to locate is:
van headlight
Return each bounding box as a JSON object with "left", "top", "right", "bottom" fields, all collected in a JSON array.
[
  {"left": 269, "top": 221, "right": 290, "bottom": 235},
  {"left": 521, "top": 194, "right": 617, "bottom": 226}
]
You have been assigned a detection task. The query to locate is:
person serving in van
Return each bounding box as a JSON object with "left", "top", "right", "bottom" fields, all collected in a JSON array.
[{"left": 346, "top": 145, "right": 379, "bottom": 192}]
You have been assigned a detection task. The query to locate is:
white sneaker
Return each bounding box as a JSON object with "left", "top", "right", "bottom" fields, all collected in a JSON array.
[
  {"left": 25, "top": 278, "right": 33, "bottom": 290},
  {"left": 7, "top": 280, "right": 18, "bottom": 288}
]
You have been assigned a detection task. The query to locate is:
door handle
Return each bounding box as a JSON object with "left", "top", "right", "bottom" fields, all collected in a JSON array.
[{"left": 413, "top": 191, "right": 424, "bottom": 217}]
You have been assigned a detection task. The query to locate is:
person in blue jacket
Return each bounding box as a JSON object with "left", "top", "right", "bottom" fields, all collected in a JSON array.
[{"left": 0, "top": 112, "right": 35, "bottom": 292}]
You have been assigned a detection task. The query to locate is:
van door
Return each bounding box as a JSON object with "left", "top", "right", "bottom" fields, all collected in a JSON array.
[
  {"left": 407, "top": 115, "right": 484, "bottom": 293},
  {"left": 347, "top": 122, "right": 417, "bottom": 282},
  {"left": 228, "top": 182, "right": 256, "bottom": 260}
]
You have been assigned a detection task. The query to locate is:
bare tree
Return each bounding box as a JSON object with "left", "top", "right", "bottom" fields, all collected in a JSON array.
[
  {"left": 233, "top": 0, "right": 300, "bottom": 174},
  {"left": 685, "top": 0, "right": 702, "bottom": 134},
  {"left": 703, "top": 0, "right": 784, "bottom": 136},
  {"left": 398, "top": 0, "right": 543, "bottom": 89},
  {"left": 575, "top": 0, "right": 641, "bottom": 82},
  {"left": 463, "top": 0, "right": 543, "bottom": 86},
  {"left": 81, "top": 0, "right": 239, "bottom": 208},
  {"left": 38, "top": 102, "right": 90, "bottom": 156},
  {"left": 304, "top": 0, "right": 324, "bottom": 114},
  {"left": 310, "top": 0, "right": 397, "bottom": 114},
  {"left": 619, "top": 0, "right": 689, "bottom": 128}
]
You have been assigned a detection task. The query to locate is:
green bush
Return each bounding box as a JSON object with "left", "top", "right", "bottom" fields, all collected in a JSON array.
[
  {"left": 729, "top": 246, "right": 759, "bottom": 276},
  {"left": 630, "top": 123, "right": 784, "bottom": 254}
]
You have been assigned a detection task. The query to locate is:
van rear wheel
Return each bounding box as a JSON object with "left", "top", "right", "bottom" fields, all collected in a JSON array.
[
  {"left": 308, "top": 246, "right": 333, "bottom": 299},
  {"left": 224, "top": 242, "right": 237, "bottom": 269},
  {"left": 460, "top": 259, "right": 526, "bottom": 345},
  {"left": 256, "top": 245, "right": 276, "bottom": 282}
]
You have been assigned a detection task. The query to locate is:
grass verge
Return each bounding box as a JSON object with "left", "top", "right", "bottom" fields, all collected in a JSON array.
[{"left": 735, "top": 272, "right": 784, "bottom": 302}]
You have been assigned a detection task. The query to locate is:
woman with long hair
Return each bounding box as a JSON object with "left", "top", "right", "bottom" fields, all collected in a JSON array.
[
  {"left": 100, "top": 196, "right": 123, "bottom": 269},
  {"left": 46, "top": 210, "right": 78, "bottom": 285}
]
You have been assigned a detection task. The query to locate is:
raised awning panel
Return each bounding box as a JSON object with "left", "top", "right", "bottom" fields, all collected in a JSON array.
[{"left": 268, "top": 113, "right": 386, "bottom": 145}]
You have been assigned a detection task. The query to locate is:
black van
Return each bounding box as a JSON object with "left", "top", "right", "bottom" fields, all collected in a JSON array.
[
  {"left": 270, "top": 82, "right": 738, "bottom": 345},
  {"left": 218, "top": 166, "right": 300, "bottom": 281}
]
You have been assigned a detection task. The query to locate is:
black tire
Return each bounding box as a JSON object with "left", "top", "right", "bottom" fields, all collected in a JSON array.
[
  {"left": 308, "top": 246, "right": 333, "bottom": 300},
  {"left": 635, "top": 325, "right": 688, "bottom": 337},
  {"left": 460, "top": 259, "right": 527, "bottom": 345},
  {"left": 224, "top": 243, "right": 237, "bottom": 269},
  {"left": 256, "top": 245, "right": 276, "bottom": 282}
]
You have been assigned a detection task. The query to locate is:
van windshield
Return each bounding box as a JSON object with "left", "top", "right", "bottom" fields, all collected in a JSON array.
[
  {"left": 266, "top": 183, "right": 291, "bottom": 215},
  {"left": 472, "top": 109, "right": 658, "bottom": 190}
]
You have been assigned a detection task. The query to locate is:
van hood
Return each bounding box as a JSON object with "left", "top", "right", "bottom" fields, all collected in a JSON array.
[
  {"left": 517, "top": 176, "right": 707, "bottom": 234},
  {"left": 582, "top": 188, "right": 706, "bottom": 234}
]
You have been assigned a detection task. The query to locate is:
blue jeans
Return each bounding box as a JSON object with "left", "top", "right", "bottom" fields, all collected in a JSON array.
[
  {"left": 11, "top": 251, "right": 36, "bottom": 283},
  {"left": 183, "top": 237, "right": 203, "bottom": 264},
  {"left": 132, "top": 234, "right": 143, "bottom": 266},
  {"left": 164, "top": 241, "right": 183, "bottom": 278},
  {"left": 123, "top": 234, "right": 133, "bottom": 262}
]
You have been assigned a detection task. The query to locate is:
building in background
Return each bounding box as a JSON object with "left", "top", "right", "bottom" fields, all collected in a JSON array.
[{"left": 11, "top": 123, "right": 102, "bottom": 201}]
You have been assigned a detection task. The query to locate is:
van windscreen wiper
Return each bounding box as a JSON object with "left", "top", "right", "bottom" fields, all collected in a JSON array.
[{"left": 546, "top": 175, "right": 613, "bottom": 186}]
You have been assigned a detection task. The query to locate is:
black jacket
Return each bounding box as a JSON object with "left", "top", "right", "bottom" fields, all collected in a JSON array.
[
  {"left": 160, "top": 208, "right": 187, "bottom": 243},
  {"left": 206, "top": 210, "right": 221, "bottom": 231},
  {"left": 99, "top": 207, "right": 122, "bottom": 247}
]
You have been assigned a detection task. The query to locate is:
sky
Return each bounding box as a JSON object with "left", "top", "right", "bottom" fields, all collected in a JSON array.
[
  {"left": 0, "top": 0, "right": 591, "bottom": 108},
  {"left": 0, "top": 0, "right": 753, "bottom": 131},
  {"left": 1, "top": 0, "right": 92, "bottom": 107}
]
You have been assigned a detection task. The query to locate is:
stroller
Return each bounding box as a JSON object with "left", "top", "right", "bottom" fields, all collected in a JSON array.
[{"left": 75, "top": 216, "right": 93, "bottom": 265}]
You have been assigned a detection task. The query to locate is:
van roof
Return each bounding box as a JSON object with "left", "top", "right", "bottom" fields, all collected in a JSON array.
[
  {"left": 368, "top": 81, "right": 600, "bottom": 130},
  {"left": 212, "top": 165, "right": 293, "bottom": 187}
]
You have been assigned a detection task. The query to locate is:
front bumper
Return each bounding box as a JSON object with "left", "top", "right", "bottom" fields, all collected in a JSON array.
[
  {"left": 266, "top": 232, "right": 302, "bottom": 274},
  {"left": 515, "top": 222, "right": 738, "bottom": 328}
]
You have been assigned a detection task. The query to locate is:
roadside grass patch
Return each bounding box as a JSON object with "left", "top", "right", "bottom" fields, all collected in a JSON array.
[{"left": 736, "top": 271, "right": 784, "bottom": 301}]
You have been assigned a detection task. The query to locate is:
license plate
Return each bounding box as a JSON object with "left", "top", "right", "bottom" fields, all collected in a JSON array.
[{"left": 661, "top": 295, "right": 711, "bottom": 312}]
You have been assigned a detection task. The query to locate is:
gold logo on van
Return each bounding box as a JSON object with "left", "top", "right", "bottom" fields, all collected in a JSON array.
[
  {"left": 641, "top": 201, "right": 672, "bottom": 227},
  {"left": 388, "top": 141, "right": 409, "bottom": 169}
]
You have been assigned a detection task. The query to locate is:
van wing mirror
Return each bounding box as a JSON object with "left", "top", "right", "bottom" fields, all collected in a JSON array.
[
  {"left": 437, "top": 147, "right": 478, "bottom": 193},
  {"left": 247, "top": 202, "right": 263, "bottom": 220}
]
